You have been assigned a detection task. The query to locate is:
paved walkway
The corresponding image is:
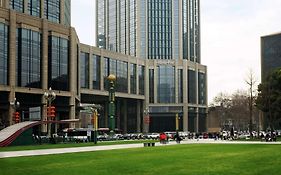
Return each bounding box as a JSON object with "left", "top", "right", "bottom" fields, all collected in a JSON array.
[{"left": 1, "top": 139, "right": 280, "bottom": 159}]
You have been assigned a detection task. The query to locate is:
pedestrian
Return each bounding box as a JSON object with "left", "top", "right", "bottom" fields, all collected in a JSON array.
[
  {"left": 160, "top": 133, "right": 167, "bottom": 144},
  {"left": 174, "top": 132, "right": 182, "bottom": 143}
]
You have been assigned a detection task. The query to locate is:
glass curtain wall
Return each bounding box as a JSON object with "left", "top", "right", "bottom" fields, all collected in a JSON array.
[
  {"left": 116, "top": 60, "right": 128, "bottom": 93},
  {"left": 97, "top": 0, "right": 106, "bottom": 49},
  {"left": 108, "top": 0, "right": 117, "bottom": 51},
  {"left": 148, "top": 0, "right": 172, "bottom": 59},
  {"left": 16, "top": 28, "right": 41, "bottom": 88},
  {"left": 80, "top": 52, "right": 89, "bottom": 89},
  {"left": 103, "top": 57, "right": 109, "bottom": 90},
  {"left": 188, "top": 69, "right": 196, "bottom": 103},
  {"left": 48, "top": 36, "right": 69, "bottom": 91},
  {"left": 178, "top": 69, "right": 183, "bottom": 103},
  {"left": 129, "top": 0, "right": 136, "bottom": 56},
  {"left": 157, "top": 65, "right": 175, "bottom": 103},
  {"left": 138, "top": 65, "right": 145, "bottom": 95},
  {"left": 182, "top": 0, "right": 188, "bottom": 59},
  {"left": 92, "top": 54, "right": 100, "bottom": 90},
  {"left": 0, "top": 23, "right": 8, "bottom": 85},
  {"left": 120, "top": 0, "right": 127, "bottom": 54},
  {"left": 139, "top": 0, "right": 147, "bottom": 59},
  {"left": 64, "top": 0, "right": 71, "bottom": 26},
  {"left": 173, "top": 0, "right": 179, "bottom": 59},
  {"left": 130, "top": 63, "right": 136, "bottom": 94}
]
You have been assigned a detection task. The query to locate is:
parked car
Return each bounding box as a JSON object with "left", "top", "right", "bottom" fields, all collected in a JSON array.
[{"left": 145, "top": 133, "right": 159, "bottom": 140}]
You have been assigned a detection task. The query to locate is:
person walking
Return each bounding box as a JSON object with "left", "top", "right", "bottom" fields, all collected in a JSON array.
[{"left": 174, "top": 132, "right": 182, "bottom": 143}]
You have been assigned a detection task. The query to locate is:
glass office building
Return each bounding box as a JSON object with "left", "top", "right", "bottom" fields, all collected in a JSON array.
[
  {"left": 261, "top": 33, "right": 281, "bottom": 130},
  {"left": 96, "top": 0, "right": 207, "bottom": 132},
  {"left": 0, "top": 0, "right": 207, "bottom": 133}
]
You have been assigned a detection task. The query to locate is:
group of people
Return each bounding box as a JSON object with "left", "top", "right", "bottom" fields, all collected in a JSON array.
[{"left": 159, "top": 132, "right": 182, "bottom": 144}]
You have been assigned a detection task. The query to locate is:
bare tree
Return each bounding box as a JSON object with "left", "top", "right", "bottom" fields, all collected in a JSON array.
[{"left": 245, "top": 69, "right": 257, "bottom": 138}]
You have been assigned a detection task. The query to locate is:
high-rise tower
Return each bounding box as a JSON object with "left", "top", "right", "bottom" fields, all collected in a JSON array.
[{"left": 96, "top": 0, "right": 207, "bottom": 132}]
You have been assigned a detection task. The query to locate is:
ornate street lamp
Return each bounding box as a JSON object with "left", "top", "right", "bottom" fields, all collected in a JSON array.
[
  {"left": 44, "top": 87, "right": 56, "bottom": 138},
  {"left": 107, "top": 74, "right": 116, "bottom": 135},
  {"left": 10, "top": 98, "right": 20, "bottom": 124}
]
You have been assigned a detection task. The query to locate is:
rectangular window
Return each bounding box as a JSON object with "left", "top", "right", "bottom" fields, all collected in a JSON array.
[
  {"left": 48, "top": 36, "right": 69, "bottom": 91},
  {"left": 92, "top": 54, "right": 101, "bottom": 90},
  {"left": 28, "top": 0, "right": 41, "bottom": 17},
  {"left": 10, "top": 0, "right": 23, "bottom": 12},
  {"left": 138, "top": 65, "right": 145, "bottom": 95},
  {"left": 157, "top": 65, "right": 175, "bottom": 103},
  {"left": 130, "top": 64, "right": 136, "bottom": 94},
  {"left": 80, "top": 52, "right": 89, "bottom": 89},
  {"left": 0, "top": 23, "right": 8, "bottom": 85},
  {"left": 103, "top": 57, "right": 109, "bottom": 90},
  {"left": 116, "top": 60, "right": 128, "bottom": 93},
  {"left": 16, "top": 28, "right": 41, "bottom": 88},
  {"left": 188, "top": 69, "right": 196, "bottom": 104},
  {"left": 64, "top": 0, "right": 71, "bottom": 26},
  {"left": 44, "top": 0, "right": 60, "bottom": 23},
  {"left": 178, "top": 69, "right": 183, "bottom": 103}
]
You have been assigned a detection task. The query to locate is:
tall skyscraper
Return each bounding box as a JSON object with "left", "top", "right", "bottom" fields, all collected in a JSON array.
[{"left": 96, "top": 0, "right": 207, "bottom": 132}]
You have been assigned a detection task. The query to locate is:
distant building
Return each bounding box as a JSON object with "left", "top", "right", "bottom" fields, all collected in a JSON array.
[
  {"left": 0, "top": 0, "right": 207, "bottom": 133},
  {"left": 261, "top": 32, "right": 281, "bottom": 81},
  {"left": 96, "top": 0, "right": 208, "bottom": 132},
  {"left": 261, "top": 32, "right": 281, "bottom": 130}
]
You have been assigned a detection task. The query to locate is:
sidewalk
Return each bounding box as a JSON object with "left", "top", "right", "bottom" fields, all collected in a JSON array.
[{"left": 1, "top": 139, "right": 280, "bottom": 159}]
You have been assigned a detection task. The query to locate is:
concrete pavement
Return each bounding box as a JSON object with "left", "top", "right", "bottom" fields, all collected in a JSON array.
[{"left": 1, "top": 139, "right": 280, "bottom": 159}]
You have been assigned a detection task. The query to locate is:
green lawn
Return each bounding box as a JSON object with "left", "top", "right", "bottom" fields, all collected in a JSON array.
[{"left": 1, "top": 144, "right": 281, "bottom": 175}]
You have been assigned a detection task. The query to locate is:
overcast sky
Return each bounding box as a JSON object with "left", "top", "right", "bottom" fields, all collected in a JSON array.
[{"left": 71, "top": 0, "right": 281, "bottom": 104}]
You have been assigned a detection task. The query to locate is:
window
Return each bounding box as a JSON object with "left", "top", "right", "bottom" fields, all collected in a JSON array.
[
  {"left": 28, "top": 0, "right": 41, "bottom": 17},
  {"left": 188, "top": 69, "right": 196, "bottom": 103},
  {"left": 16, "top": 28, "right": 41, "bottom": 88},
  {"left": 116, "top": 60, "right": 128, "bottom": 93},
  {"left": 80, "top": 52, "right": 89, "bottom": 89},
  {"left": 10, "top": 0, "right": 23, "bottom": 12},
  {"left": 130, "top": 64, "right": 136, "bottom": 94},
  {"left": 48, "top": 36, "right": 69, "bottom": 91},
  {"left": 44, "top": 0, "right": 60, "bottom": 23},
  {"left": 157, "top": 65, "right": 175, "bottom": 103},
  {"left": 0, "top": 23, "right": 8, "bottom": 85},
  {"left": 138, "top": 65, "right": 145, "bottom": 95},
  {"left": 92, "top": 54, "right": 101, "bottom": 90}
]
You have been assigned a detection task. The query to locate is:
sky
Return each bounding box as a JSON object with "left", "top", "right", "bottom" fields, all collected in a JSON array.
[{"left": 71, "top": 0, "right": 281, "bottom": 104}]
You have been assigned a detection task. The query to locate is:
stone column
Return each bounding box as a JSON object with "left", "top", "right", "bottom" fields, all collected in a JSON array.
[
  {"left": 69, "top": 28, "right": 78, "bottom": 128},
  {"left": 41, "top": 19, "right": 48, "bottom": 132},
  {"left": 183, "top": 60, "right": 188, "bottom": 132},
  {"left": 8, "top": 11, "right": 16, "bottom": 126}
]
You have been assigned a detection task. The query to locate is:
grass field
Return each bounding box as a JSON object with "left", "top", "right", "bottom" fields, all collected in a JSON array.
[{"left": 1, "top": 144, "right": 281, "bottom": 175}]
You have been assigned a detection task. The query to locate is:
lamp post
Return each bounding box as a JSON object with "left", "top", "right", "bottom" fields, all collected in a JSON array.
[
  {"left": 44, "top": 87, "right": 56, "bottom": 138},
  {"left": 107, "top": 74, "right": 116, "bottom": 135},
  {"left": 10, "top": 98, "right": 20, "bottom": 124}
]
